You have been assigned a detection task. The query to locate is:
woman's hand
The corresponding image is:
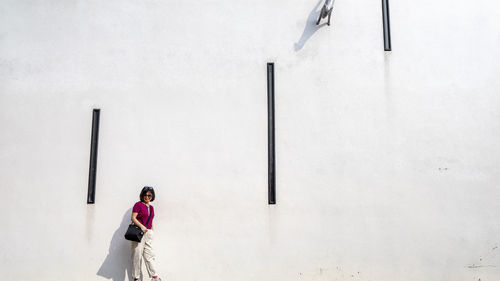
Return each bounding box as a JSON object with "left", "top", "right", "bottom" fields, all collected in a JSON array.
[{"left": 132, "top": 212, "right": 148, "bottom": 233}]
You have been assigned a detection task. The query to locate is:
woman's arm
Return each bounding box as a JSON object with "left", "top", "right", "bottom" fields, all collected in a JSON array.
[{"left": 131, "top": 212, "right": 148, "bottom": 232}]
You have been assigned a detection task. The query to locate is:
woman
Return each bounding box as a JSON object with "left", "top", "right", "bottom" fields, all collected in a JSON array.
[{"left": 131, "top": 186, "right": 162, "bottom": 281}]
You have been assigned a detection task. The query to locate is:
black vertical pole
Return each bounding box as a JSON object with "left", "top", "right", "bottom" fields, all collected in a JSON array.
[
  {"left": 382, "top": 0, "right": 392, "bottom": 51},
  {"left": 87, "top": 109, "right": 100, "bottom": 204},
  {"left": 267, "top": 63, "right": 276, "bottom": 205}
]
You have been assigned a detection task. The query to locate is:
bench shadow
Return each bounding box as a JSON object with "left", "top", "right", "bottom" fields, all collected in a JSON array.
[
  {"left": 294, "top": 0, "right": 329, "bottom": 52},
  {"left": 97, "top": 208, "right": 134, "bottom": 281}
]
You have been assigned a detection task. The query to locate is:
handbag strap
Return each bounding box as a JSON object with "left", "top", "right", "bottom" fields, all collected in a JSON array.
[{"left": 144, "top": 205, "right": 153, "bottom": 229}]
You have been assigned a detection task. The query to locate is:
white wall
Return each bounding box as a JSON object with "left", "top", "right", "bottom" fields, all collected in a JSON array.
[{"left": 1, "top": 0, "right": 500, "bottom": 280}]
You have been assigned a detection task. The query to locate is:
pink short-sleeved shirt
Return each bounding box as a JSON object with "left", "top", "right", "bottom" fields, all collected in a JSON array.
[{"left": 132, "top": 201, "right": 155, "bottom": 229}]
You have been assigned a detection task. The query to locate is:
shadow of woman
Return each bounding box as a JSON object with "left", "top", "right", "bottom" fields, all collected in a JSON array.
[
  {"left": 294, "top": 0, "right": 329, "bottom": 51},
  {"left": 97, "top": 208, "right": 134, "bottom": 281}
]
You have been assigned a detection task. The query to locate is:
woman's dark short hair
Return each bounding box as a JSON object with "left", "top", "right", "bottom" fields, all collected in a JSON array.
[{"left": 140, "top": 186, "right": 156, "bottom": 202}]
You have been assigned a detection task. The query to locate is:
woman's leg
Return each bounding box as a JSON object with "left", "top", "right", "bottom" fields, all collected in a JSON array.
[
  {"left": 131, "top": 240, "right": 145, "bottom": 280},
  {"left": 142, "top": 231, "right": 158, "bottom": 278}
]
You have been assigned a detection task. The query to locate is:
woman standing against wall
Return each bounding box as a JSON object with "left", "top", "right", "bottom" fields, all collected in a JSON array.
[{"left": 131, "top": 186, "right": 162, "bottom": 281}]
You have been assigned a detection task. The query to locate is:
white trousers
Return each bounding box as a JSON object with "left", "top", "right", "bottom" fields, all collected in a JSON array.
[{"left": 131, "top": 230, "right": 158, "bottom": 279}]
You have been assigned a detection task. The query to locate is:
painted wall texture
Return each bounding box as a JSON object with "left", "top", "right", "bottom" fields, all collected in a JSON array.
[{"left": 1, "top": 0, "right": 500, "bottom": 280}]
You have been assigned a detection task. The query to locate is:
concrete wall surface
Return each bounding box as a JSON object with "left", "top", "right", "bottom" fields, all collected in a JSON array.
[{"left": 1, "top": 0, "right": 500, "bottom": 280}]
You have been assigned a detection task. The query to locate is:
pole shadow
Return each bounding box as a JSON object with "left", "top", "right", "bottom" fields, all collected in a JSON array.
[
  {"left": 294, "top": 0, "right": 329, "bottom": 52},
  {"left": 97, "top": 208, "right": 134, "bottom": 281}
]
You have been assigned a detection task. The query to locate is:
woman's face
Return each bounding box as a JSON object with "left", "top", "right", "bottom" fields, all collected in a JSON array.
[{"left": 143, "top": 191, "right": 153, "bottom": 204}]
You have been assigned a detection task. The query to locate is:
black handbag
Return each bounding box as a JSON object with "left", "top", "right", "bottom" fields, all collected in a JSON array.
[{"left": 125, "top": 208, "right": 152, "bottom": 242}]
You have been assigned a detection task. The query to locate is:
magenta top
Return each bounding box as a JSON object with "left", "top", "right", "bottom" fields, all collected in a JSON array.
[{"left": 132, "top": 201, "right": 155, "bottom": 229}]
